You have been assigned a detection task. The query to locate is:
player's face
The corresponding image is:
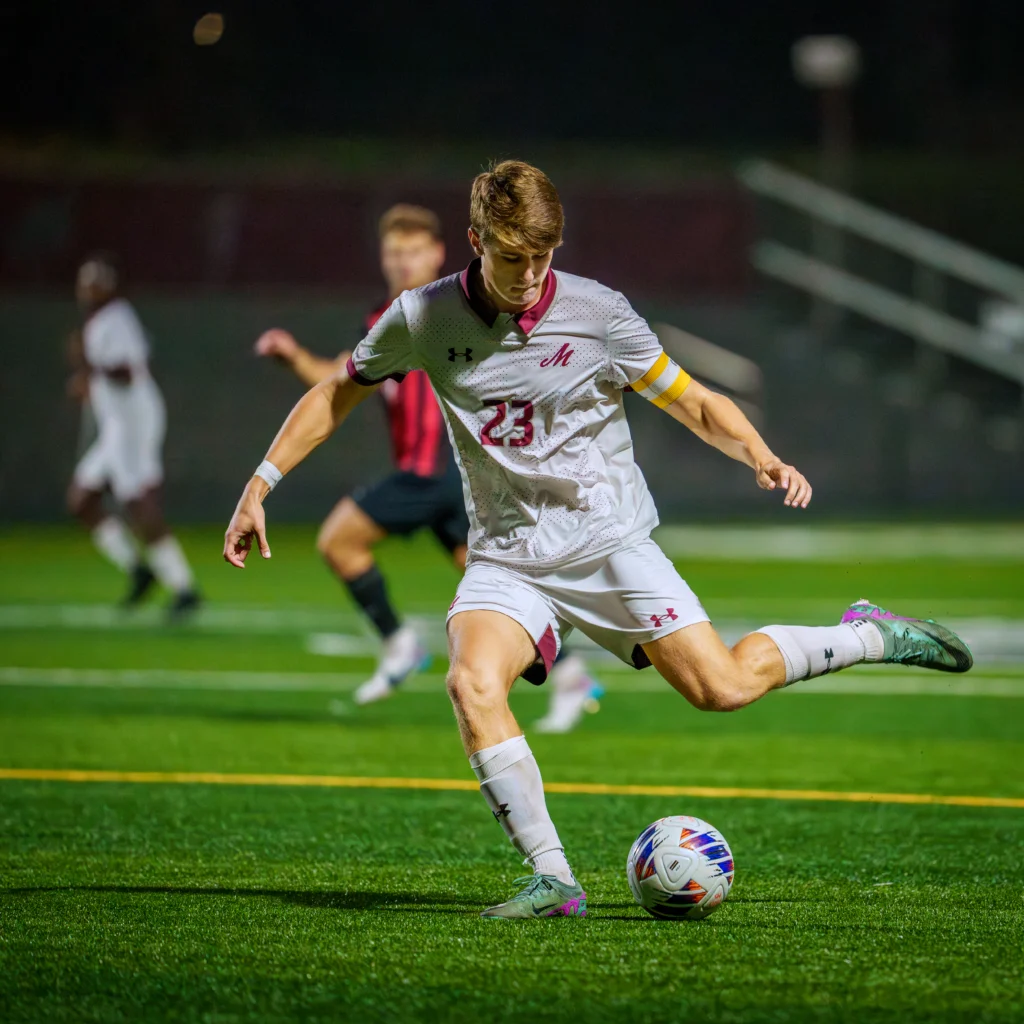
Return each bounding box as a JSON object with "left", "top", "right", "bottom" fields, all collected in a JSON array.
[
  {"left": 469, "top": 229, "right": 553, "bottom": 313},
  {"left": 380, "top": 230, "right": 446, "bottom": 297},
  {"left": 75, "top": 264, "right": 113, "bottom": 309}
]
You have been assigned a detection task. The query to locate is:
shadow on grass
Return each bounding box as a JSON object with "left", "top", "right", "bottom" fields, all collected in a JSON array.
[
  {"left": 5, "top": 888, "right": 805, "bottom": 920},
  {"left": 3, "top": 885, "right": 476, "bottom": 913}
]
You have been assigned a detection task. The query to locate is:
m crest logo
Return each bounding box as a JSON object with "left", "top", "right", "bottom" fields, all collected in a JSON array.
[
  {"left": 448, "top": 348, "right": 474, "bottom": 362},
  {"left": 539, "top": 343, "right": 574, "bottom": 368}
]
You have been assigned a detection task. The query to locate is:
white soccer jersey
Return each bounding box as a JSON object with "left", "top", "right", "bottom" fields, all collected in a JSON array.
[
  {"left": 75, "top": 298, "right": 166, "bottom": 501},
  {"left": 348, "top": 261, "right": 690, "bottom": 570},
  {"left": 83, "top": 298, "right": 163, "bottom": 430}
]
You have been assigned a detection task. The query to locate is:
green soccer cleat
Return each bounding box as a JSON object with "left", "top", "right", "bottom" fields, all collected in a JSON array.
[
  {"left": 480, "top": 875, "right": 587, "bottom": 919},
  {"left": 841, "top": 600, "right": 973, "bottom": 673}
]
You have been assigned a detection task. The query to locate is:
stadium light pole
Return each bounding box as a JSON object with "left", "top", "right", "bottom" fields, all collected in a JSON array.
[
  {"left": 792, "top": 35, "right": 860, "bottom": 189},
  {"left": 792, "top": 35, "right": 861, "bottom": 334}
]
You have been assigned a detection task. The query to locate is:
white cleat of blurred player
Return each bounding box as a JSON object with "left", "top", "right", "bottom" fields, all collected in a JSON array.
[
  {"left": 353, "top": 624, "right": 430, "bottom": 705},
  {"left": 533, "top": 654, "right": 603, "bottom": 733}
]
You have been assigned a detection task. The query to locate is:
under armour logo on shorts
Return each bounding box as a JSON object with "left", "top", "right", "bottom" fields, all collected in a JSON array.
[
  {"left": 448, "top": 348, "right": 474, "bottom": 362},
  {"left": 649, "top": 608, "right": 679, "bottom": 628},
  {"left": 492, "top": 803, "right": 511, "bottom": 819}
]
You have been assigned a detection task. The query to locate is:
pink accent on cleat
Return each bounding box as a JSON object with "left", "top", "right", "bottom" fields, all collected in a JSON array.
[
  {"left": 546, "top": 893, "right": 587, "bottom": 917},
  {"left": 841, "top": 600, "right": 917, "bottom": 625}
]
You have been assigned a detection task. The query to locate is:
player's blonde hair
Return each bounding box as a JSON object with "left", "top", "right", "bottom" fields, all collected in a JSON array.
[
  {"left": 378, "top": 204, "right": 443, "bottom": 242},
  {"left": 470, "top": 160, "right": 564, "bottom": 254}
]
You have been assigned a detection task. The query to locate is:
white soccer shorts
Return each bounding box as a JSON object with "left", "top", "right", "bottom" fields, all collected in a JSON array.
[
  {"left": 447, "top": 537, "right": 709, "bottom": 681},
  {"left": 73, "top": 417, "right": 164, "bottom": 503}
]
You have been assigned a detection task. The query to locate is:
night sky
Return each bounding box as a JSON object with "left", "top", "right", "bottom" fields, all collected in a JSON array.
[{"left": 3, "top": 0, "right": 1024, "bottom": 150}]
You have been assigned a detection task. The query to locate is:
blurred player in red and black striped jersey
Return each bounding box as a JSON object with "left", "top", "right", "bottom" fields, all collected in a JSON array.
[
  {"left": 256, "top": 205, "right": 458, "bottom": 703},
  {"left": 255, "top": 204, "right": 600, "bottom": 729}
]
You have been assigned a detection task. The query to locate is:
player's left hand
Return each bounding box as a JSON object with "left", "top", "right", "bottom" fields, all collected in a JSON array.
[
  {"left": 254, "top": 329, "right": 298, "bottom": 362},
  {"left": 755, "top": 459, "right": 812, "bottom": 508}
]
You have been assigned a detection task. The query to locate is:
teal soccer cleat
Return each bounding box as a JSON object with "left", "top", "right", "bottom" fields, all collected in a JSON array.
[
  {"left": 480, "top": 875, "right": 587, "bottom": 919},
  {"left": 841, "top": 600, "right": 973, "bottom": 673}
]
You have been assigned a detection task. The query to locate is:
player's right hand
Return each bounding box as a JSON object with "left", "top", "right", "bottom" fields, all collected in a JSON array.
[
  {"left": 254, "top": 329, "right": 299, "bottom": 362},
  {"left": 223, "top": 487, "right": 271, "bottom": 568}
]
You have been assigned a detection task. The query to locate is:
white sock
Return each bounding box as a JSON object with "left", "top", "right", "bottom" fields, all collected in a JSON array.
[
  {"left": 92, "top": 517, "right": 137, "bottom": 574},
  {"left": 146, "top": 535, "right": 194, "bottom": 593},
  {"left": 469, "top": 735, "right": 575, "bottom": 885},
  {"left": 756, "top": 620, "right": 884, "bottom": 684}
]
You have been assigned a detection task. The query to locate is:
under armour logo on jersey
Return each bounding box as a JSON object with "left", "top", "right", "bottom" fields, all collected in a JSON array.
[
  {"left": 448, "top": 348, "right": 474, "bottom": 362},
  {"left": 822, "top": 647, "right": 834, "bottom": 674},
  {"left": 540, "top": 343, "right": 574, "bottom": 368},
  {"left": 492, "top": 803, "right": 511, "bottom": 820},
  {"left": 649, "top": 608, "right": 679, "bottom": 628}
]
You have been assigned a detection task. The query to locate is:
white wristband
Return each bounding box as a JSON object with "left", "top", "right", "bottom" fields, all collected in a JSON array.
[{"left": 254, "top": 459, "right": 283, "bottom": 491}]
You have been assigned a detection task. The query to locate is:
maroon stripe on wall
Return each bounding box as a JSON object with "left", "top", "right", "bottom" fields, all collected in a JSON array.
[{"left": 0, "top": 176, "right": 751, "bottom": 297}]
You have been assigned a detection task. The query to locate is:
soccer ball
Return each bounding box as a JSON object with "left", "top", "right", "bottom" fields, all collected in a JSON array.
[{"left": 626, "top": 815, "right": 735, "bottom": 920}]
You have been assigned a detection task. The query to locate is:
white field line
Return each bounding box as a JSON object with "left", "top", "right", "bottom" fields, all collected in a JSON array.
[
  {"left": 0, "top": 667, "right": 372, "bottom": 691},
  {"left": 1, "top": 605, "right": 1023, "bottom": 664},
  {"left": 0, "top": 604, "right": 376, "bottom": 634},
  {"left": 653, "top": 524, "right": 1024, "bottom": 561},
  {"left": 2, "top": 666, "right": 1024, "bottom": 698},
  {"left": 4, "top": 599, "right": 1024, "bottom": 635}
]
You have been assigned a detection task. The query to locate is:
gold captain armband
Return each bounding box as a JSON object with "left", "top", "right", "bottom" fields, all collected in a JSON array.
[{"left": 631, "top": 352, "right": 691, "bottom": 408}]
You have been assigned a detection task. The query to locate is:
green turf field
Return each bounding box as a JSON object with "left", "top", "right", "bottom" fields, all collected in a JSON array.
[{"left": 1, "top": 524, "right": 1023, "bottom": 1023}]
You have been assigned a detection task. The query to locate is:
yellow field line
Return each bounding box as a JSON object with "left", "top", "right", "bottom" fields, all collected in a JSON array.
[{"left": 1, "top": 768, "right": 1022, "bottom": 810}]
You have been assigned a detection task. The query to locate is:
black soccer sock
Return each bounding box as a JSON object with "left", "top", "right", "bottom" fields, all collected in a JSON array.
[{"left": 344, "top": 565, "right": 401, "bottom": 639}]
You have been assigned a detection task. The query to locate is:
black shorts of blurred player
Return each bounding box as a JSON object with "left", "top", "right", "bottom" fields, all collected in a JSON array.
[{"left": 350, "top": 459, "right": 469, "bottom": 558}]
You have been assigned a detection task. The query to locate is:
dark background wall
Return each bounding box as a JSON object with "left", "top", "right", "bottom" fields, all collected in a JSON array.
[{"left": 3, "top": 291, "right": 1020, "bottom": 524}]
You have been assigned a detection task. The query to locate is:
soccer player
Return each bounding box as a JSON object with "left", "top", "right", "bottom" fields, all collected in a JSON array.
[
  {"left": 254, "top": 204, "right": 601, "bottom": 728},
  {"left": 224, "top": 162, "right": 972, "bottom": 919},
  {"left": 68, "top": 253, "right": 200, "bottom": 615}
]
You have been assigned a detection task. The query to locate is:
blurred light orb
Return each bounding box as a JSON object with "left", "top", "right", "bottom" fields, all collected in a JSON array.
[
  {"left": 193, "top": 13, "right": 225, "bottom": 46},
  {"left": 792, "top": 35, "right": 861, "bottom": 89}
]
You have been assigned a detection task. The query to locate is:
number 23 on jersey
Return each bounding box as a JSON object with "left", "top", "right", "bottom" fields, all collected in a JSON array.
[{"left": 481, "top": 399, "right": 534, "bottom": 447}]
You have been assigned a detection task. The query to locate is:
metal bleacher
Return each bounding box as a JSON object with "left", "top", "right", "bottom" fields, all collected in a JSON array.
[{"left": 737, "top": 159, "right": 1024, "bottom": 512}]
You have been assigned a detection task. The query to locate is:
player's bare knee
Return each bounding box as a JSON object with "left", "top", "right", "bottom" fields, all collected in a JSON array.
[
  {"left": 315, "top": 519, "right": 339, "bottom": 557},
  {"left": 446, "top": 662, "right": 500, "bottom": 713},
  {"left": 317, "top": 522, "right": 364, "bottom": 571}
]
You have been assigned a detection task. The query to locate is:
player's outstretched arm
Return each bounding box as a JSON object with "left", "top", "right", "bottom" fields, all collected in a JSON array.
[
  {"left": 254, "top": 329, "right": 349, "bottom": 388},
  {"left": 665, "top": 379, "right": 812, "bottom": 508},
  {"left": 223, "top": 368, "right": 378, "bottom": 567}
]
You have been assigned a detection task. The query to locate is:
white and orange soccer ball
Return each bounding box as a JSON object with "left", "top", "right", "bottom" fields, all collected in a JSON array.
[{"left": 626, "top": 815, "right": 735, "bottom": 920}]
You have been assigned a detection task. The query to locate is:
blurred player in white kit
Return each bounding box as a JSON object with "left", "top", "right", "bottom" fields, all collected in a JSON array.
[{"left": 67, "top": 253, "right": 200, "bottom": 616}]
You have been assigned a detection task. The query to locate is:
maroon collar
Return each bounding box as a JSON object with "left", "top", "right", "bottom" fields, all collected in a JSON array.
[{"left": 459, "top": 258, "right": 556, "bottom": 334}]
